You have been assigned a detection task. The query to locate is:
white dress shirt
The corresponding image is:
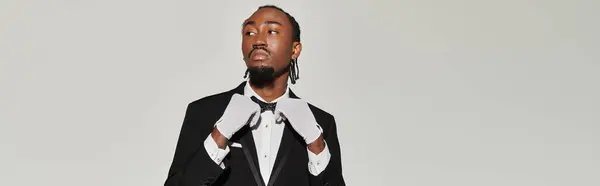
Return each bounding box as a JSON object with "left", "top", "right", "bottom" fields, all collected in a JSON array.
[{"left": 204, "top": 82, "right": 331, "bottom": 184}]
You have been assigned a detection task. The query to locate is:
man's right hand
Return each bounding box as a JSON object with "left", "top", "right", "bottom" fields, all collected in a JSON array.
[{"left": 212, "top": 94, "right": 260, "bottom": 148}]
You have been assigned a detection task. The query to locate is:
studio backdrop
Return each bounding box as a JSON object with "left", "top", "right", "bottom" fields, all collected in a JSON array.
[{"left": 1, "top": 0, "right": 599, "bottom": 185}]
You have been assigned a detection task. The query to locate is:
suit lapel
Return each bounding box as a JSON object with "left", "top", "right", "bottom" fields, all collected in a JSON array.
[
  {"left": 230, "top": 82, "right": 266, "bottom": 186},
  {"left": 230, "top": 82, "right": 303, "bottom": 186},
  {"left": 266, "top": 124, "right": 293, "bottom": 186},
  {"left": 266, "top": 90, "right": 301, "bottom": 186},
  {"left": 239, "top": 127, "right": 266, "bottom": 186}
]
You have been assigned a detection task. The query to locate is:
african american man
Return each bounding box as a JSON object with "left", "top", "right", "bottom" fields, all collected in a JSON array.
[{"left": 164, "top": 5, "right": 345, "bottom": 186}]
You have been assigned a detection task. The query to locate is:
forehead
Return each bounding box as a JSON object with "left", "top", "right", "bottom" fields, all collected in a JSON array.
[{"left": 244, "top": 8, "right": 290, "bottom": 26}]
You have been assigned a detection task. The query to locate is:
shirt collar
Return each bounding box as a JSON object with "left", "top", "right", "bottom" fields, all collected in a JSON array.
[{"left": 243, "top": 80, "right": 289, "bottom": 103}]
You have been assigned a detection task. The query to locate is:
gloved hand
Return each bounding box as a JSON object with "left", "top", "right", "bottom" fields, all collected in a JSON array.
[
  {"left": 274, "top": 98, "right": 322, "bottom": 144},
  {"left": 215, "top": 94, "right": 261, "bottom": 139}
]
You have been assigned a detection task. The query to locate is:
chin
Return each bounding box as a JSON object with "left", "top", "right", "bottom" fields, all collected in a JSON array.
[
  {"left": 247, "top": 66, "right": 276, "bottom": 87},
  {"left": 248, "top": 62, "right": 272, "bottom": 70}
]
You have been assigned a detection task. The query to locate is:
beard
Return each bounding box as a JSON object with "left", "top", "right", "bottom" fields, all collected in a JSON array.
[{"left": 247, "top": 65, "right": 288, "bottom": 88}]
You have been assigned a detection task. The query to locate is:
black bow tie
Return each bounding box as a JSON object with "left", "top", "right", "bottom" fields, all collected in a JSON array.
[{"left": 250, "top": 96, "right": 277, "bottom": 113}]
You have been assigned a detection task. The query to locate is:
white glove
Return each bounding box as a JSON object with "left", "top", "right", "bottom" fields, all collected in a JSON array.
[
  {"left": 274, "top": 98, "right": 322, "bottom": 144},
  {"left": 215, "top": 94, "right": 261, "bottom": 139}
]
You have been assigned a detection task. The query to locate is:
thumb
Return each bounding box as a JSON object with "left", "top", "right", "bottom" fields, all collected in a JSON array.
[
  {"left": 274, "top": 110, "right": 285, "bottom": 124},
  {"left": 249, "top": 111, "right": 260, "bottom": 127}
]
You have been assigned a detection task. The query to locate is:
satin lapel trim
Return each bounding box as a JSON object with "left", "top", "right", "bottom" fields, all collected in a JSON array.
[
  {"left": 266, "top": 88, "right": 299, "bottom": 186},
  {"left": 267, "top": 122, "right": 294, "bottom": 186},
  {"left": 239, "top": 127, "right": 266, "bottom": 186},
  {"left": 234, "top": 83, "right": 298, "bottom": 186}
]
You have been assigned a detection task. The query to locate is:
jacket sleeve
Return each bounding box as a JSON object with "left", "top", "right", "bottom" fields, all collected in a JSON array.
[
  {"left": 164, "top": 103, "right": 227, "bottom": 186},
  {"left": 309, "top": 116, "right": 346, "bottom": 186}
]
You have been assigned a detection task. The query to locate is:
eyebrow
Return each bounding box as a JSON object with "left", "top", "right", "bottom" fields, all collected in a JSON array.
[{"left": 242, "top": 20, "right": 283, "bottom": 27}]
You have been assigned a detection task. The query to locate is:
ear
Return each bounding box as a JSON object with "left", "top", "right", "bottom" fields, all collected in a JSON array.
[{"left": 291, "top": 41, "right": 302, "bottom": 60}]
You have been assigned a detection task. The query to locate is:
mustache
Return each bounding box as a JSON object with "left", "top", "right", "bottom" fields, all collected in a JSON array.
[{"left": 248, "top": 46, "right": 270, "bottom": 58}]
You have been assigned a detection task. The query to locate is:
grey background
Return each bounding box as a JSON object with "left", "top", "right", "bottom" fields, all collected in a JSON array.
[{"left": 1, "top": 0, "right": 599, "bottom": 185}]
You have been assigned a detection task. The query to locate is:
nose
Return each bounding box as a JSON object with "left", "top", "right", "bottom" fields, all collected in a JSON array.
[{"left": 252, "top": 33, "right": 267, "bottom": 48}]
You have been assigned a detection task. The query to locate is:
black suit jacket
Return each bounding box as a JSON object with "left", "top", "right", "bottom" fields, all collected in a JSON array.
[{"left": 164, "top": 82, "right": 345, "bottom": 186}]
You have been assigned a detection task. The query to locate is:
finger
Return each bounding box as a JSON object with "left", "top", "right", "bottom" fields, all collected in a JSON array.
[
  {"left": 274, "top": 111, "right": 286, "bottom": 124},
  {"left": 248, "top": 111, "right": 259, "bottom": 127}
]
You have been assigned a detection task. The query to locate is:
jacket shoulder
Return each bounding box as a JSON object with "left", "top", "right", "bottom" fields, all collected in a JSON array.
[
  {"left": 307, "top": 102, "right": 339, "bottom": 140},
  {"left": 307, "top": 102, "right": 335, "bottom": 123},
  {"left": 179, "top": 90, "right": 236, "bottom": 131},
  {"left": 187, "top": 82, "right": 245, "bottom": 108},
  {"left": 188, "top": 90, "right": 234, "bottom": 108}
]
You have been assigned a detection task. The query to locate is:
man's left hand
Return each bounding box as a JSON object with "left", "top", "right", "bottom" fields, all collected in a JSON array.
[{"left": 275, "top": 98, "right": 325, "bottom": 153}]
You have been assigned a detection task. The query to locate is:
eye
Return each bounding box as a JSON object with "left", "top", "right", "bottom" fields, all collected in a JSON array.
[
  {"left": 245, "top": 31, "right": 256, "bottom": 36},
  {"left": 268, "top": 30, "right": 279, "bottom": 35}
]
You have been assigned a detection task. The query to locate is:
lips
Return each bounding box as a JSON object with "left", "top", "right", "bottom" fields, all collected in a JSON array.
[{"left": 250, "top": 49, "right": 269, "bottom": 61}]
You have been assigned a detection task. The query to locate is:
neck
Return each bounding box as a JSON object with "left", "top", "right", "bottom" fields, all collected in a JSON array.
[{"left": 249, "top": 74, "right": 289, "bottom": 102}]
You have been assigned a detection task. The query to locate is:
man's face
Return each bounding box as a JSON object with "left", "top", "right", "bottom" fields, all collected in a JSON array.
[{"left": 241, "top": 8, "right": 300, "bottom": 84}]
